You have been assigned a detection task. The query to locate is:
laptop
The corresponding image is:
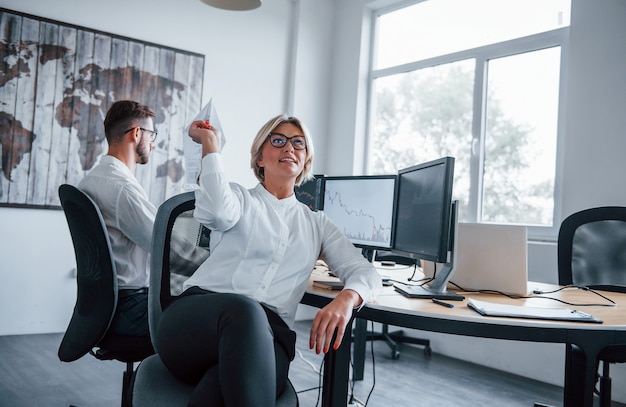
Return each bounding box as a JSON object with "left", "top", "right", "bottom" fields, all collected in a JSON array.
[{"left": 422, "top": 223, "right": 529, "bottom": 295}]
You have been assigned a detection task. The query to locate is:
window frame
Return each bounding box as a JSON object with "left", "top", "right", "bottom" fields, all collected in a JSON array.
[{"left": 364, "top": 3, "right": 569, "bottom": 242}]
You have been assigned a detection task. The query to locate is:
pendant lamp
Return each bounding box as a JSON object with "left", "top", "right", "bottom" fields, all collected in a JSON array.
[{"left": 200, "top": 0, "right": 261, "bottom": 11}]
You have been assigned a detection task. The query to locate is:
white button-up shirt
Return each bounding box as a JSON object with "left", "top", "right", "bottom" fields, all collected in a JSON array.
[
  {"left": 78, "top": 155, "right": 155, "bottom": 289},
  {"left": 184, "top": 154, "right": 382, "bottom": 327}
]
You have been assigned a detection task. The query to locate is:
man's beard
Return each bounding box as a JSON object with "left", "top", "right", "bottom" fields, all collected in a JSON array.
[{"left": 136, "top": 137, "right": 150, "bottom": 164}]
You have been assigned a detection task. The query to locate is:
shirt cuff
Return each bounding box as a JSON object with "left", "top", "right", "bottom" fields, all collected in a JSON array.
[
  {"left": 343, "top": 282, "right": 373, "bottom": 312},
  {"left": 201, "top": 152, "right": 223, "bottom": 173}
]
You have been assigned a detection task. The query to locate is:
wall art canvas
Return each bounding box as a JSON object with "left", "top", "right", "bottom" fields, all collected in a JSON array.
[{"left": 0, "top": 8, "right": 204, "bottom": 208}]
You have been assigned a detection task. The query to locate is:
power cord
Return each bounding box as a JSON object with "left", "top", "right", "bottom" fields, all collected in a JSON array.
[
  {"left": 362, "top": 320, "right": 377, "bottom": 405},
  {"left": 348, "top": 320, "right": 377, "bottom": 407},
  {"left": 296, "top": 349, "right": 321, "bottom": 373},
  {"left": 406, "top": 262, "right": 419, "bottom": 282},
  {"left": 528, "top": 284, "right": 616, "bottom": 307},
  {"left": 315, "top": 356, "right": 324, "bottom": 407},
  {"left": 384, "top": 260, "right": 432, "bottom": 286},
  {"left": 294, "top": 349, "right": 324, "bottom": 403},
  {"left": 408, "top": 261, "right": 439, "bottom": 286},
  {"left": 449, "top": 281, "right": 617, "bottom": 307}
]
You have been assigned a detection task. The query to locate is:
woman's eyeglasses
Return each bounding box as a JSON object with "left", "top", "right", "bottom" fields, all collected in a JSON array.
[{"left": 267, "top": 132, "right": 306, "bottom": 150}]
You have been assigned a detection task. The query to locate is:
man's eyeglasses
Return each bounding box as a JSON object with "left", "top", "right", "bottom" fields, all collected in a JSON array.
[
  {"left": 125, "top": 127, "right": 158, "bottom": 142},
  {"left": 267, "top": 132, "right": 306, "bottom": 150}
]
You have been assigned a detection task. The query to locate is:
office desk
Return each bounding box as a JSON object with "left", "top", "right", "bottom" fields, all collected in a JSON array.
[{"left": 301, "top": 277, "right": 626, "bottom": 407}]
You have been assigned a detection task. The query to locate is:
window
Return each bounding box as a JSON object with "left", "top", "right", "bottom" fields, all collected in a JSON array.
[{"left": 366, "top": 0, "right": 570, "bottom": 237}]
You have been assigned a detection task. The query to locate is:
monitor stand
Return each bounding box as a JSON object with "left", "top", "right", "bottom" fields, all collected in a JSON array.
[
  {"left": 393, "top": 200, "right": 464, "bottom": 301},
  {"left": 393, "top": 259, "right": 465, "bottom": 301}
]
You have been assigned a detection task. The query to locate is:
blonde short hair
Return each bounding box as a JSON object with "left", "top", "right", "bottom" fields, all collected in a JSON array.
[{"left": 250, "top": 114, "right": 314, "bottom": 186}]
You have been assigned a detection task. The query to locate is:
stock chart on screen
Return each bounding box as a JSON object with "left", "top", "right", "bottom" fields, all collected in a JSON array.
[{"left": 322, "top": 176, "right": 396, "bottom": 250}]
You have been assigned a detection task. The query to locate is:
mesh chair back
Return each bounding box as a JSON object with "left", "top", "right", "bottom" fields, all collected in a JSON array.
[
  {"left": 149, "top": 192, "right": 210, "bottom": 349},
  {"left": 558, "top": 206, "right": 626, "bottom": 293},
  {"left": 58, "top": 184, "right": 118, "bottom": 362}
]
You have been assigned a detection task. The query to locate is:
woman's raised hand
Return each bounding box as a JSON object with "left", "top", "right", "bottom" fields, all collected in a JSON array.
[{"left": 189, "top": 120, "right": 221, "bottom": 156}]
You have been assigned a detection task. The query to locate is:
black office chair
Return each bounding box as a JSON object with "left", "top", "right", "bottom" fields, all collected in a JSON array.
[
  {"left": 558, "top": 206, "right": 626, "bottom": 407},
  {"left": 57, "top": 184, "right": 154, "bottom": 407},
  {"left": 131, "top": 191, "right": 299, "bottom": 406}
]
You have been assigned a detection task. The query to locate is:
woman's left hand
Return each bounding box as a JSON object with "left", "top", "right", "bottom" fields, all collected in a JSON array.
[{"left": 309, "top": 289, "right": 363, "bottom": 354}]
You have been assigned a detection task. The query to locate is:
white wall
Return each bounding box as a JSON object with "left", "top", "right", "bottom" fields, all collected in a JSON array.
[
  {"left": 0, "top": 206, "right": 77, "bottom": 334},
  {"left": 291, "top": 0, "right": 334, "bottom": 174},
  {"left": 0, "top": 0, "right": 335, "bottom": 335},
  {"left": 560, "top": 0, "right": 626, "bottom": 216},
  {"left": 2, "top": 0, "right": 626, "bottom": 401}
]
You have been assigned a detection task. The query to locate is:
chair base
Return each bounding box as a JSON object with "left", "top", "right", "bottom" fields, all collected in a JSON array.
[
  {"left": 365, "top": 323, "right": 432, "bottom": 360},
  {"left": 351, "top": 320, "right": 432, "bottom": 382}
]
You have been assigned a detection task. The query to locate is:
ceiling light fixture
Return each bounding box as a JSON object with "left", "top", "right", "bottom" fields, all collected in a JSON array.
[{"left": 200, "top": 0, "right": 262, "bottom": 11}]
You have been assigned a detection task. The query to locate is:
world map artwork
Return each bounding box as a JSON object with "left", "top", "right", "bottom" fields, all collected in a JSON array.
[{"left": 0, "top": 9, "right": 204, "bottom": 208}]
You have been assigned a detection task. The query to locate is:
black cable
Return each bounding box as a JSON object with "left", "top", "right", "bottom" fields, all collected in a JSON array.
[
  {"left": 388, "top": 278, "right": 416, "bottom": 285},
  {"left": 450, "top": 281, "right": 616, "bottom": 307},
  {"left": 297, "top": 386, "right": 322, "bottom": 394},
  {"left": 363, "top": 320, "right": 377, "bottom": 406},
  {"left": 528, "top": 285, "right": 616, "bottom": 307},
  {"left": 315, "top": 356, "right": 324, "bottom": 407},
  {"left": 390, "top": 276, "right": 432, "bottom": 286},
  {"left": 348, "top": 355, "right": 356, "bottom": 403},
  {"left": 407, "top": 262, "right": 419, "bottom": 282},
  {"left": 347, "top": 321, "right": 377, "bottom": 407},
  {"left": 417, "top": 262, "right": 438, "bottom": 287},
  {"left": 398, "top": 261, "right": 434, "bottom": 286}
]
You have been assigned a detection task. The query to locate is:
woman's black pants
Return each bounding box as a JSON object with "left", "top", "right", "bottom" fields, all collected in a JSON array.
[{"left": 156, "top": 289, "right": 296, "bottom": 407}]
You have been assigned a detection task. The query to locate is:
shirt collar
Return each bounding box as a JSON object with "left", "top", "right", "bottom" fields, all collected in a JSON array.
[
  {"left": 255, "top": 183, "right": 298, "bottom": 207},
  {"left": 100, "top": 155, "right": 135, "bottom": 178}
]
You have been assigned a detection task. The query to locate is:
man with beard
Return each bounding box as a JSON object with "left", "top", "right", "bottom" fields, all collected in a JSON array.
[{"left": 78, "top": 100, "right": 158, "bottom": 337}]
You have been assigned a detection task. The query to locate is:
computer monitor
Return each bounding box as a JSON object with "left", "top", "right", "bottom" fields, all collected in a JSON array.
[
  {"left": 322, "top": 175, "right": 397, "bottom": 257},
  {"left": 391, "top": 157, "right": 463, "bottom": 300},
  {"left": 295, "top": 174, "right": 324, "bottom": 211}
]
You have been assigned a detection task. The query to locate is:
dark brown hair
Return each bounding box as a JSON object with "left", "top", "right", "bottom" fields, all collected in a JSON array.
[{"left": 104, "top": 100, "right": 155, "bottom": 143}]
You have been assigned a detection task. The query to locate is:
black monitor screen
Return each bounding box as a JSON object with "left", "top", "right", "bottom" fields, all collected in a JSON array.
[
  {"left": 393, "top": 157, "right": 455, "bottom": 263},
  {"left": 322, "top": 175, "right": 397, "bottom": 251},
  {"left": 295, "top": 175, "right": 324, "bottom": 211}
]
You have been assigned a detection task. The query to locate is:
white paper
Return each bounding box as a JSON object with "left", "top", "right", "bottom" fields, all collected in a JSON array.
[{"left": 183, "top": 98, "right": 226, "bottom": 190}]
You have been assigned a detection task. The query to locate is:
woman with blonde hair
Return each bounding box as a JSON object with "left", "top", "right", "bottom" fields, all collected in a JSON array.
[{"left": 156, "top": 114, "right": 381, "bottom": 406}]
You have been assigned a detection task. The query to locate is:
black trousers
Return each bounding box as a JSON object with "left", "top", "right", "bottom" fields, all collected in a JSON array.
[
  {"left": 109, "top": 288, "right": 149, "bottom": 336},
  {"left": 156, "top": 288, "right": 296, "bottom": 407}
]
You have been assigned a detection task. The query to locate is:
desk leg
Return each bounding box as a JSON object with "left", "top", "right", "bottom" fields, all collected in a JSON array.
[
  {"left": 564, "top": 344, "right": 586, "bottom": 407},
  {"left": 352, "top": 318, "right": 367, "bottom": 381},
  {"left": 580, "top": 348, "right": 600, "bottom": 407},
  {"left": 564, "top": 337, "right": 607, "bottom": 407},
  {"left": 322, "top": 319, "right": 353, "bottom": 407}
]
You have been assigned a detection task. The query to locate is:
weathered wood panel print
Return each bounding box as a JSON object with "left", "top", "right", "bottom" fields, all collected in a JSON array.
[{"left": 0, "top": 8, "right": 204, "bottom": 208}]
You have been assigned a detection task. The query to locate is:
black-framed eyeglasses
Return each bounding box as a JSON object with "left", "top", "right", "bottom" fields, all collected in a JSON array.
[
  {"left": 125, "top": 127, "right": 158, "bottom": 142},
  {"left": 267, "top": 132, "right": 306, "bottom": 150}
]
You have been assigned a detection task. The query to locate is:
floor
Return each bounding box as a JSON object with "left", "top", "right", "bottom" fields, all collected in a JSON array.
[
  {"left": 290, "top": 322, "right": 564, "bottom": 407},
  {"left": 0, "top": 320, "right": 621, "bottom": 406}
]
